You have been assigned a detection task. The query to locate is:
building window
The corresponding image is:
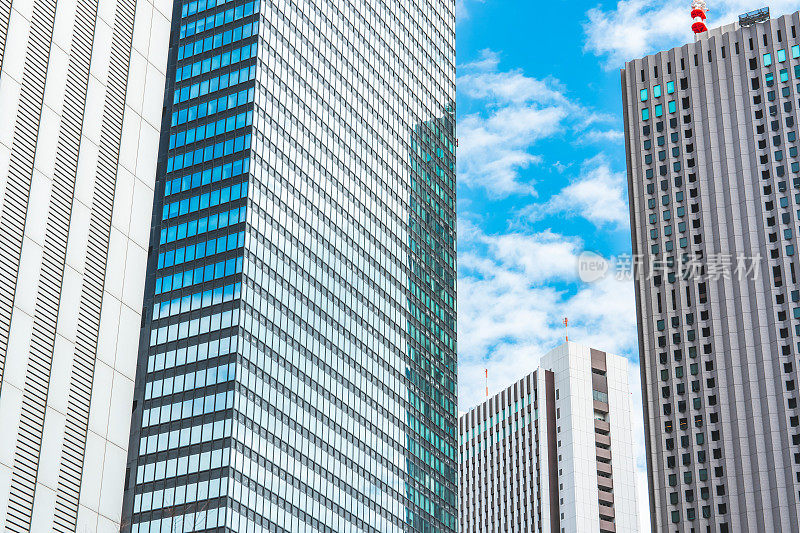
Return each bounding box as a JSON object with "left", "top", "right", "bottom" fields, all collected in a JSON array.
[{"left": 592, "top": 390, "right": 609, "bottom": 403}]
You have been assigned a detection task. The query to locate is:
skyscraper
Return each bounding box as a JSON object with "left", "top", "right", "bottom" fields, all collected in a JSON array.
[
  {"left": 622, "top": 8, "right": 800, "bottom": 530},
  {"left": 121, "top": 0, "right": 457, "bottom": 531},
  {"left": 0, "top": 0, "right": 169, "bottom": 530},
  {"left": 458, "top": 342, "right": 639, "bottom": 533}
]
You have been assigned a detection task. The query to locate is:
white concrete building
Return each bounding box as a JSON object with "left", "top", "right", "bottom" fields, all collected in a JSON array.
[
  {"left": 0, "top": 0, "right": 169, "bottom": 530},
  {"left": 459, "top": 342, "right": 639, "bottom": 533}
]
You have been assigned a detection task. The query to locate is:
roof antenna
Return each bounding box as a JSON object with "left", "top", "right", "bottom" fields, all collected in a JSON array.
[
  {"left": 485, "top": 368, "right": 489, "bottom": 398},
  {"left": 564, "top": 317, "right": 569, "bottom": 342},
  {"left": 691, "top": 0, "right": 708, "bottom": 34}
]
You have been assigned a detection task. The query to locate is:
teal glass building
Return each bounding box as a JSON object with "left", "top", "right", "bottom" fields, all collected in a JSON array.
[{"left": 120, "top": 0, "right": 457, "bottom": 530}]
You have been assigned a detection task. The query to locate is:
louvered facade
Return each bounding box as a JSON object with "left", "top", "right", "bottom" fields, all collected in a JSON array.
[{"left": 0, "top": 0, "right": 169, "bottom": 529}]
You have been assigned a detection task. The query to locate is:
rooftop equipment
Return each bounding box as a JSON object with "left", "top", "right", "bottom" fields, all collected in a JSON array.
[{"left": 739, "top": 7, "right": 770, "bottom": 27}]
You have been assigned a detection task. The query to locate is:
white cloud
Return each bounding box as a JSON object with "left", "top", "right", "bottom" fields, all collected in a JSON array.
[
  {"left": 457, "top": 51, "right": 576, "bottom": 197},
  {"left": 457, "top": 51, "right": 622, "bottom": 197},
  {"left": 576, "top": 111, "right": 617, "bottom": 130},
  {"left": 458, "top": 107, "right": 563, "bottom": 197},
  {"left": 538, "top": 160, "right": 630, "bottom": 227},
  {"left": 456, "top": 0, "right": 483, "bottom": 23},
  {"left": 584, "top": 0, "right": 687, "bottom": 69},
  {"left": 585, "top": 0, "right": 800, "bottom": 69},
  {"left": 582, "top": 129, "right": 625, "bottom": 144},
  {"left": 457, "top": 222, "right": 637, "bottom": 408},
  {"left": 459, "top": 55, "right": 567, "bottom": 105}
]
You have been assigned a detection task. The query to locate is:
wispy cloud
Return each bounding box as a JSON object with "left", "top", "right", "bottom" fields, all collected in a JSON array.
[
  {"left": 459, "top": 52, "right": 568, "bottom": 104},
  {"left": 457, "top": 51, "right": 578, "bottom": 197},
  {"left": 456, "top": 0, "right": 483, "bottom": 23},
  {"left": 457, "top": 221, "right": 637, "bottom": 409},
  {"left": 582, "top": 129, "right": 625, "bottom": 144},
  {"left": 525, "top": 158, "right": 630, "bottom": 227},
  {"left": 457, "top": 50, "right": 620, "bottom": 198},
  {"left": 584, "top": 0, "right": 800, "bottom": 69},
  {"left": 458, "top": 110, "right": 561, "bottom": 197}
]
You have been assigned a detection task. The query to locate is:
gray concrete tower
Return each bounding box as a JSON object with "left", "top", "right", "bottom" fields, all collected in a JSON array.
[{"left": 623, "top": 7, "right": 800, "bottom": 532}]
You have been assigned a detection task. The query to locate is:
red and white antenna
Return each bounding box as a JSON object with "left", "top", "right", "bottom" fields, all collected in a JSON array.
[{"left": 691, "top": 0, "right": 708, "bottom": 34}]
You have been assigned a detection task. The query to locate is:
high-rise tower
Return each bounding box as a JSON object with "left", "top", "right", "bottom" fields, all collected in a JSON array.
[
  {"left": 623, "top": 8, "right": 800, "bottom": 531},
  {"left": 120, "top": 0, "right": 457, "bottom": 530},
  {"left": 0, "top": 0, "right": 168, "bottom": 530},
  {"left": 459, "top": 343, "right": 639, "bottom": 533}
]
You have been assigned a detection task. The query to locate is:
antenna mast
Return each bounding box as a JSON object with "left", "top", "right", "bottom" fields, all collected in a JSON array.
[
  {"left": 485, "top": 368, "right": 488, "bottom": 398},
  {"left": 691, "top": 0, "right": 708, "bottom": 34},
  {"left": 563, "top": 317, "right": 569, "bottom": 342}
]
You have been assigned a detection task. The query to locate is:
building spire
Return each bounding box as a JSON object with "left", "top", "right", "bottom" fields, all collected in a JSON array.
[{"left": 691, "top": 0, "right": 708, "bottom": 34}]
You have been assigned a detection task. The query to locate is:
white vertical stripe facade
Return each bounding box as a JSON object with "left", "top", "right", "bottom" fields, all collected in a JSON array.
[
  {"left": 542, "top": 343, "right": 639, "bottom": 533},
  {"left": 0, "top": 0, "right": 169, "bottom": 529}
]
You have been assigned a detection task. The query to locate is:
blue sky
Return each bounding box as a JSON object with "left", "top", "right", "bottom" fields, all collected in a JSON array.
[{"left": 454, "top": 0, "right": 800, "bottom": 528}]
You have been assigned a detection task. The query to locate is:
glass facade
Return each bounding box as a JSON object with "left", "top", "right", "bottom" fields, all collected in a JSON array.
[{"left": 121, "top": 0, "right": 457, "bottom": 530}]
